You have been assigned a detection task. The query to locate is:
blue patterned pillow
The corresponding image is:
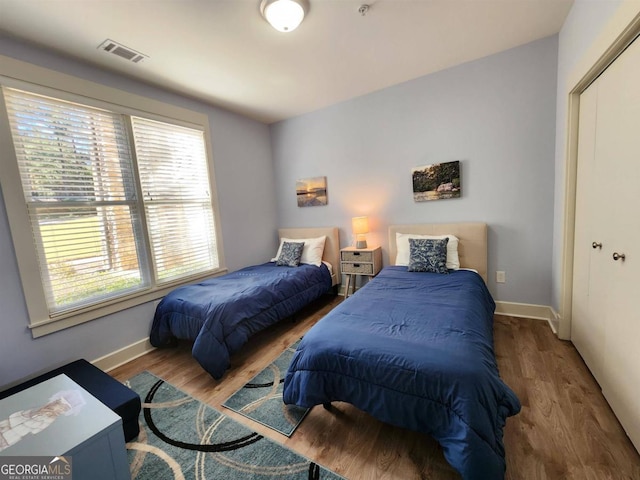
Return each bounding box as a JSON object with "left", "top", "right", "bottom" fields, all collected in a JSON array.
[
  {"left": 276, "top": 241, "right": 305, "bottom": 267},
  {"left": 407, "top": 238, "right": 449, "bottom": 274}
]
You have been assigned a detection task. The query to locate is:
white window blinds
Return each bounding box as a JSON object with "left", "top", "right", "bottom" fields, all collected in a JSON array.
[
  {"left": 131, "top": 117, "right": 219, "bottom": 283},
  {"left": 2, "top": 86, "right": 221, "bottom": 321},
  {"left": 3, "top": 88, "right": 146, "bottom": 315}
]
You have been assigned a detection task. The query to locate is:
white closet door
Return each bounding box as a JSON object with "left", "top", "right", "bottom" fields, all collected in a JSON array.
[
  {"left": 595, "top": 36, "right": 640, "bottom": 449},
  {"left": 571, "top": 82, "right": 608, "bottom": 384}
]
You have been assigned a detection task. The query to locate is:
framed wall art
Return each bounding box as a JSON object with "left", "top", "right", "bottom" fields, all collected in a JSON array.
[
  {"left": 412, "top": 160, "right": 461, "bottom": 202},
  {"left": 296, "top": 176, "right": 327, "bottom": 207}
]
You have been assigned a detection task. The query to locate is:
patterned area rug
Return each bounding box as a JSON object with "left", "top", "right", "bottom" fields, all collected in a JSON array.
[
  {"left": 222, "top": 339, "right": 307, "bottom": 436},
  {"left": 126, "top": 372, "right": 343, "bottom": 480}
]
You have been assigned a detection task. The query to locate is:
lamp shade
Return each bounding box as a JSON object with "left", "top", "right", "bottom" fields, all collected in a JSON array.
[
  {"left": 260, "top": 0, "right": 309, "bottom": 33},
  {"left": 352, "top": 216, "right": 369, "bottom": 249},
  {"left": 352, "top": 216, "right": 369, "bottom": 235}
]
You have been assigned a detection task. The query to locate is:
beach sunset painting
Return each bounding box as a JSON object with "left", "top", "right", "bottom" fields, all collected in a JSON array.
[{"left": 296, "top": 176, "right": 328, "bottom": 207}]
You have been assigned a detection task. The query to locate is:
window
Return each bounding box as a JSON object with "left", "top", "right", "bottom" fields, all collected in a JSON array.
[
  {"left": 132, "top": 117, "right": 219, "bottom": 284},
  {"left": 0, "top": 84, "right": 223, "bottom": 335}
]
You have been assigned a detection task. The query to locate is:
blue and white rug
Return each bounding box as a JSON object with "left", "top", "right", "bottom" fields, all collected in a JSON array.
[
  {"left": 126, "top": 371, "right": 343, "bottom": 480},
  {"left": 222, "top": 339, "right": 308, "bottom": 436}
]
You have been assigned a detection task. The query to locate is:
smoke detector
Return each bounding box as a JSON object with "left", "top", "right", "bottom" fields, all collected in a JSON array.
[{"left": 98, "top": 39, "right": 148, "bottom": 64}]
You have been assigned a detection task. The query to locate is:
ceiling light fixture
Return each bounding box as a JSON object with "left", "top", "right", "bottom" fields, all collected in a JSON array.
[{"left": 260, "top": 0, "right": 309, "bottom": 33}]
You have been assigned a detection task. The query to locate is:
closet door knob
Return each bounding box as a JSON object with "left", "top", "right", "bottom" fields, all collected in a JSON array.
[
  {"left": 612, "top": 252, "right": 626, "bottom": 261},
  {"left": 592, "top": 242, "right": 602, "bottom": 249}
]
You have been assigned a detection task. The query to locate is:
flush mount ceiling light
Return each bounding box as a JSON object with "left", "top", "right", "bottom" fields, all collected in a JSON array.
[{"left": 260, "top": 0, "right": 310, "bottom": 33}]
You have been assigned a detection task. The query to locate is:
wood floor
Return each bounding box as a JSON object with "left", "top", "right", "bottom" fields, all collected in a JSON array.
[{"left": 111, "top": 295, "right": 640, "bottom": 479}]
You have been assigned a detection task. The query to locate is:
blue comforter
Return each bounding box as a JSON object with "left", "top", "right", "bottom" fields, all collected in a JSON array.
[
  {"left": 283, "top": 267, "right": 521, "bottom": 479},
  {"left": 150, "top": 262, "right": 332, "bottom": 379}
]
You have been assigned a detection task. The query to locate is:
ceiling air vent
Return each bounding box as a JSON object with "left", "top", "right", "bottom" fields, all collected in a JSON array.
[{"left": 98, "top": 39, "right": 148, "bottom": 64}]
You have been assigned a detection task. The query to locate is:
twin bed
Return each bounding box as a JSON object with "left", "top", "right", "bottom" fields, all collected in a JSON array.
[
  {"left": 150, "top": 222, "right": 519, "bottom": 479},
  {"left": 283, "top": 223, "right": 521, "bottom": 480},
  {"left": 150, "top": 227, "right": 341, "bottom": 380}
]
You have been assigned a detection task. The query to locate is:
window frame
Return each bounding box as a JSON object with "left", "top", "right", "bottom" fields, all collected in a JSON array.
[{"left": 0, "top": 55, "right": 226, "bottom": 338}]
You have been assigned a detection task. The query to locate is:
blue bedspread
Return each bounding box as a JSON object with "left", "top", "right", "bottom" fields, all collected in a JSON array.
[
  {"left": 283, "top": 266, "right": 521, "bottom": 479},
  {"left": 150, "top": 262, "right": 332, "bottom": 379}
]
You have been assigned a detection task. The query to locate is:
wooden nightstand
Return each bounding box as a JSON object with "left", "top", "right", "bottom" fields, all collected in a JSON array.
[{"left": 340, "top": 246, "right": 382, "bottom": 298}]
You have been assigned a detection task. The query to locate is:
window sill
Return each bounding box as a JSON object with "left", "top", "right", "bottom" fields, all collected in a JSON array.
[{"left": 28, "top": 267, "right": 228, "bottom": 338}]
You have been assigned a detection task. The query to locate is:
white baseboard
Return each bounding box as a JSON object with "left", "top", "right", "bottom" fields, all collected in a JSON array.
[
  {"left": 549, "top": 309, "right": 560, "bottom": 336},
  {"left": 92, "top": 337, "right": 155, "bottom": 373},
  {"left": 495, "top": 301, "right": 559, "bottom": 334}
]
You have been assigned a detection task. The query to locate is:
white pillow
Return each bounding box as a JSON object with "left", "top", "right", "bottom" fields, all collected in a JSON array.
[
  {"left": 271, "top": 236, "right": 326, "bottom": 267},
  {"left": 395, "top": 232, "right": 460, "bottom": 270}
]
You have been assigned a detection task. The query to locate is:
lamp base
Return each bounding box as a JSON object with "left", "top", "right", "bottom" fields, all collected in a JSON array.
[{"left": 356, "top": 239, "right": 368, "bottom": 249}]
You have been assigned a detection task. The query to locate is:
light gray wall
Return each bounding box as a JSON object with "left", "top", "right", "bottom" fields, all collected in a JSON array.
[
  {"left": 551, "top": 0, "right": 624, "bottom": 313},
  {"left": 0, "top": 36, "right": 277, "bottom": 388},
  {"left": 271, "top": 36, "right": 558, "bottom": 305}
]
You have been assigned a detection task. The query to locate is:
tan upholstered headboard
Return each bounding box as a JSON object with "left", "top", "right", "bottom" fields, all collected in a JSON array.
[
  {"left": 388, "top": 223, "right": 488, "bottom": 283},
  {"left": 277, "top": 227, "right": 341, "bottom": 286}
]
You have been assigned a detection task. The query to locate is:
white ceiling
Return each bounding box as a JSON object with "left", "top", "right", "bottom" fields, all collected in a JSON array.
[{"left": 0, "top": 0, "right": 574, "bottom": 124}]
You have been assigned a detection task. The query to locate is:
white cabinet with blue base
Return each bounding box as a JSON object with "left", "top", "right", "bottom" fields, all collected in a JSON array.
[{"left": 0, "top": 374, "right": 130, "bottom": 480}]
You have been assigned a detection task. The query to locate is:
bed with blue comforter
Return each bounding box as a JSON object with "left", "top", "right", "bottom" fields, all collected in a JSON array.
[
  {"left": 283, "top": 266, "right": 521, "bottom": 480},
  {"left": 150, "top": 262, "right": 332, "bottom": 379}
]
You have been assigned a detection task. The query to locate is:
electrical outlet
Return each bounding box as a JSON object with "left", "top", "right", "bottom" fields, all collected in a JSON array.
[{"left": 496, "top": 271, "right": 506, "bottom": 283}]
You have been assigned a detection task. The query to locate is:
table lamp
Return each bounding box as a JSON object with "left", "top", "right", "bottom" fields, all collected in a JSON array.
[{"left": 352, "top": 216, "right": 369, "bottom": 249}]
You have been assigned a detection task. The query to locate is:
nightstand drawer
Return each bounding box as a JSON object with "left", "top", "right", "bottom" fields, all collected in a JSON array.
[
  {"left": 341, "top": 262, "right": 374, "bottom": 275},
  {"left": 341, "top": 250, "right": 373, "bottom": 262}
]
